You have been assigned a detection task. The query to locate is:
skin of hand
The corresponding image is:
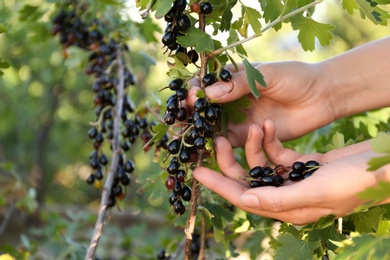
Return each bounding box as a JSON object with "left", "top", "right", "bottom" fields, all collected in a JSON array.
[
  {"left": 192, "top": 119, "right": 390, "bottom": 225},
  {"left": 186, "top": 36, "right": 390, "bottom": 147}
]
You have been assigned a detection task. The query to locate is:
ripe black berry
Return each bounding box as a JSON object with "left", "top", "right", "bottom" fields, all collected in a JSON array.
[
  {"left": 169, "top": 193, "right": 178, "bottom": 205},
  {"left": 166, "top": 97, "right": 179, "bottom": 113},
  {"left": 176, "top": 169, "right": 186, "bottom": 182},
  {"left": 194, "top": 117, "right": 206, "bottom": 133},
  {"left": 182, "top": 185, "right": 192, "bottom": 201},
  {"left": 193, "top": 136, "right": 206, "bottom": 150},
  {"left": 176, "top": 15, "right": 191, "bottom": 31},
  {"left": 87, "top": 174, "right": 95, "bottom": 185},
  {"left": 187, "top": 49, "right": 199, "bottom": 63},
  {"left": 175, "top": 88, "right": 188, "bottom": 100},
  {"left": 168, "top": 78, "right": 183, "bottom": 91},
  {"left": 162, "top": 31, "right": 177, "bottom": 46},
  {"left": 168, "top": 139, "right": 181, "bottom": 154},
  {"left": 200, "top": 2, "right": 213, "bottom": 15},
  {"left": 249, "top": 166, "right": 264, "bottom": 178},
  {"left": 249, "top": 180, "right": 261, "bottom": 188},
  {"left": 305, "top": 160, "right": 320, "bottom": 171},
  {"left": 292, "top": 161, "right": 306, "bottom": 174},
  {"left": 202, "top": 73, "right": 216, "bottom": 86},
  {"left": 260, "top": 176, "right": 276, "bottom": 186},
  {"left": 289, "top": 171, "right": 303, "bottom": 181},
  {"left": 173, "top": 181, "right": 184, "bottom": 196},
  {"left": 220, "top": 69, "right": 232, "bottom": 82},
  {"left": 88, "top": 127, "right": 98, "bottom": 139},
  {"left": 164, "top": 111, "right": 176, "bottom": 125},
  {"left": 167, "top": 160, "right": 180, "bottom": 175},
  {"left": 204, "top": 105, "right": 218, "bottom": 121},
  {"left": 173, "top": 0, "right": 187, "bottom": 11},
  {"left": 193, "top": 98, "right": 208, "bottom": 112},
  {"left": 179, "top": 147, "right": 191, "bottom": 163},
  {"left": 95, "top": 168, "right": 104, "bottom": 180},
  {"left": 176, "top": 107, "right": 187, "bottom": 121},
  {"left": 124, "top": 160, "right": 135, "bottom": 173},
  {"left": 173, "top": 199, "right": 186, "bottom": 215}
]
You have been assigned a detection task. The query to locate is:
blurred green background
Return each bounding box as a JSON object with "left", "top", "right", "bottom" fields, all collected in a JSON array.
[{"left": 0, "top": 0, "right": 389, "bottom": 259}]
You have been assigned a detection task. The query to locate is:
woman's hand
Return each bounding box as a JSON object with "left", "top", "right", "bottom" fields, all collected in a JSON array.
[
  {"left": 186, "top": 61, "right": 336, "bottom": 146},
  {"left": 193, "top": 120, "right": 389, "bottom": 225}
]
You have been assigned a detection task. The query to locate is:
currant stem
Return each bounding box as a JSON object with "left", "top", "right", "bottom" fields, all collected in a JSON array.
[{"left": 84, "top": 49, "right": 125, "bottom": 260}]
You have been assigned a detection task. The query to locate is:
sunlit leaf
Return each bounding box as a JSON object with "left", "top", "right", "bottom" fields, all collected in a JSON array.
[
  {"left": 243, "top": 58, "right": 266, "bottom": 99},
  {"left": 176, "top": 27, "right": 214, "bottom": 52},
  {"left": 242, "top": 5, "right": 262, "bottom": 35},
  {"left": 144, "top": 123, "right": 169, "bottom": 148},
  {"left": 350, "top": 206, "right": 387, "bottom": 233},
  {"left": 291, "top": 15, "right": 335, "bottom": 51},
  {"left": 274, "top": 233, "right": 321, "bottom": 260}
]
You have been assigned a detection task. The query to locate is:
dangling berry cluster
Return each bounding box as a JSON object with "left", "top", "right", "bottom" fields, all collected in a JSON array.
[
  {"left": 52, "top": 6, "right": 163, "bottom": 208},
  {"left": 246, "top": 160, "right": 320, "bottom": 188}
]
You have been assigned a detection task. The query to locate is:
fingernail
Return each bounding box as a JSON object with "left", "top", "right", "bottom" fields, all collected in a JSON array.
[
  {"left": 205, "top": 83, "right": 229, "bottom": 99},
  {"left": 241, "top": 194, "right": 260, "bottom": 208}
]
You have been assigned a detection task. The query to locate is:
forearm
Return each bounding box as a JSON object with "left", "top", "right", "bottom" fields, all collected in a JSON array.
[{"left": 317, "top": 36, "right": 390, "bottom": 120}]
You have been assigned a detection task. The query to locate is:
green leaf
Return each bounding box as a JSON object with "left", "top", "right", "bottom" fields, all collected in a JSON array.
[
  {"left": 204, "top": 202, "right": 235, "bottom": 230},
  {"left": 227, "top": 29, "right": 247, "bottom": 56},
  {"left": 136, "top": 16, "right": 162, "bottom": 43},
  {"left": 18, "top": 4, "right": 42, "bottom": 21},
  {"left": 152, "top": 0, "right": 174, "bottom": 19},
  {"left": 242, "top": 5, "right": 262, "bottom": 35},
  {"left": 367, "top": 155, "right": 390, "bottom": 171},
  {"left": 291, "top": 15, "right": 335, "bottom": 51},
  {"left": 336, "top": 234, "right": 390, "bottom": 260},
  {"left": 243, "top": 58, "right": 266, "bottom": 99},
  {"left": 221, "top": 96, "right": 252, "bottom": 125},
  {"left": 96, "top": 0, "right": 122, "bottom": 5},
  {"left": 262, "top": 0, "right": 285, "bottom": 31},
  {"left": 371, "top": 132, "right": 390, "bottom": 154},
  {"left": 355, "top": 0, "right": 390, "bottom": 25},
  {"left": 376, "top": 220, "right": 390, "bottom": 236},
  {"left": 274, "top": 233, "right": 321, "bottom": 260},
  {"left": 341, "top": 0, "right": 359, "bottom": 15},
  {"left": 349, "top": 206, "right": 387, "bottom": 233},
  {"left": 327, "top": 132, "right": 354, "bottom": 151},
  {"left": 144, "top": 123, "right": 169, "bottom": 148},
  {"left": 355, "top": 181, "right": 390, "bottom": 211},
  {"left": 219, "top": 0, "right": 238, "bottom": 32},
  {"left": 196, "top": 90, "right": 206, "bottom": 98},
  {"left": 0, "top": 23, "right": 8, "bottom": 34},
  {"left": 166, "top": 57, "right": 193, "bottom": 78},
  {"left": 176, "top": 27, "right": 214, "bottom": 53}
]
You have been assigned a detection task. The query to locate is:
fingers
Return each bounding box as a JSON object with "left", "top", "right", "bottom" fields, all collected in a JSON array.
[
  {"left": 262, "top": 119, "right": 302, "bottom": 165},
  {"left": 214, "top": 136, "right": 248, "bottom": 185},
  {"left": 245, "top": 124, "right": 268, "bottom": 168}
]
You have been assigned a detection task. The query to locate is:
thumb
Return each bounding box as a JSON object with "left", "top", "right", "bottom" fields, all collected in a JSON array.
[{"left": 205, "top": 70, "right": 252, "bottom": 102}]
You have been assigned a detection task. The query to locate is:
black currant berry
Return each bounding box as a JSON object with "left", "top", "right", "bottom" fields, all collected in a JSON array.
[
  {"left": 168, "top": 139, "right": 181, "bottom": 154},
  {"left": 260, "top": 176, "right": 276, "bottom": 186},
  {"left": 179, "top": 147, "right": 191, "bottom": 163},
  {"left": 99, "top": 154, "right": 108, "bottom": 165},
  {"left": 204, "top": 105, "right": 218, "bottom": 121},
  {"left": 173, "top": 0, "right": 187, "bottom": 11},
  {"left": 176, "top": 169, "right": 186, "bottom": 182},
  {"left": 167, "top": 160, "right": 180, "bottom": 175},
  {"left": 305, "top": 160, "right": 320, "bottom": 171},
  {"left": 162, "top": 31, "right": 177, "bottom": 46},
  {"left": 249, "top": 166, "right": 264, "bottom": 178},
  {"left": 274, "top": 175, "right": 284, "bottom": 187},
  {"left": 164, "top": 8, "right": 176, "bottom": 23},
  {"left": 292, "top": 161, "right": 306, "bottom": 174},
  {"left": 88, "top": 127, "right": 98, "bottom": 139},
  {"left": 249, "top": 180, "right": 261, "bottom": 188},
  {"left": 173, "top": 181, "right": 184, "bottom": 196},
  {"left": 121, "top": 174, "right": 131, "bottom": 186},
  {"left": 95, "top": 168, "right": 104, "bottom": 180},
  {"left": 187, "top": 49, "right": 199, "bottom": 63},
  {"left": 200, "top": 2, "right": 213, "bottom": 15},
  {"left": 263, "top": 166, "right": 274, "bottom": 176},
  {"left": 194, "top": 117, "right": 206, "bottom": 133},
  {"left": 202, "top": 73, "right": 216, "bottom": 87},
  {"left": 181, "top": 185, "right": 192, "bottom": 201},
  {"left": 176, "top": 14, "right": 190, "bottom": 31},
  {"left": 176, "top": 107, "right": 187, "bottom": 121},
  {"left": 124, "top": 160, "right": 135, "bottom": 173},
  {"left": 168, "top": 78, "right": 183, "bottom": 91},
  {"left": 164, "top": 111, "right": 176, "bottom": 125},
  {"left": 173, "top": 199, "right": 186, "bottom": 215},
  {"left": 87, "top": 174, "right": 95, "bottom": 185},
  {"left": 169, "top": 193, "right": 178, "bottom": 205},
  {"left": 289, "top": 171, "right": 303, "bottom": 181},
  {"left": 176, "top": 88, "right": 188, "bottom": 100},
  {"left": 193, "top": 136, "right": 206, "bottom": 150},
  {"left": 220, "top": 69, "right": 232, "bottom": 82},
  {"left": 166, "top": 97, "right": 179, "bottom": 113},
  {"left": 193, "top": 98, "right": 208, "bottom": 112}
]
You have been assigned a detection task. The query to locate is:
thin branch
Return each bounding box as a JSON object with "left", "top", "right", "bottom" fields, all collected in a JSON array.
[
  {"left": 84, "top": 49, "right": 125, "bottom": 260},
  {"left": 197, "top": 210, "right": 207, "bottom": 260},
  {"left": 183, "top": 10, "right": 208, "bottom": 260},
  {"left": 209, "top": 0, "right": 325, "bottom": 58},
  {"left": 0, "top": 200, "right": 15, "bottom": 237}
]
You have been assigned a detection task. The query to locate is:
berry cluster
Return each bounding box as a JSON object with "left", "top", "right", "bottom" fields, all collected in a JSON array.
[
  {"left": 247, "top": 160, "right": 320, "bottom": 188},
  {"left": 52, "top": 7, "right": 162, "bottom": 208}
]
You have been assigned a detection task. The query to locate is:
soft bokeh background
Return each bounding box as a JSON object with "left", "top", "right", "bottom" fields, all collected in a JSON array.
[{"left": 0, "top": 0, "right": 389, "bottom": 259}]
